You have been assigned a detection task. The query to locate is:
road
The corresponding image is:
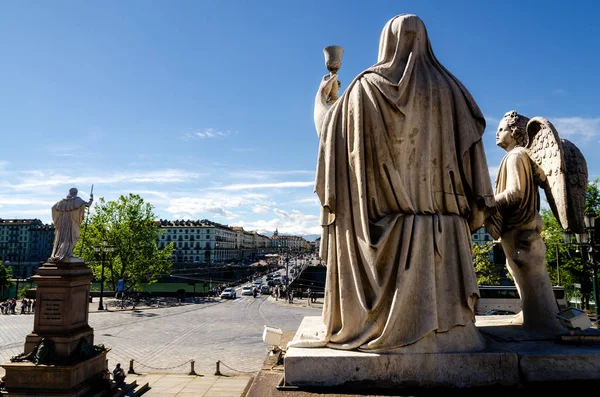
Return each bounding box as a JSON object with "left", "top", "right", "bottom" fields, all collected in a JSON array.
[{"left": 0, "top": 291, "right": 321, "bottom": 377}]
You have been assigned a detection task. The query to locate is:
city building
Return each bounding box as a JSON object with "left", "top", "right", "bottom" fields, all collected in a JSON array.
[{"left": 0, "top": 218, "right": 54, "bottom": 278}]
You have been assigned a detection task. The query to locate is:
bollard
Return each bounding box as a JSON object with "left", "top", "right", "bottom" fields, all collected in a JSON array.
[
  {"left": 214, "top": 360, "right": 222, "bottom": 376},
  {"left": 128, "top": 359, "right": 136, "bottom": 374},
  {"left": 189, "top": 360, "right": 197, "bottom": 376}
]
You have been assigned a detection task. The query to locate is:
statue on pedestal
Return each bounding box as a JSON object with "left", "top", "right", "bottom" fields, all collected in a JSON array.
[
  {"left": 49, "top": 187, "right": 93, "bottom": 263},
  {"left": 485, "top": 110, "right": 588, "bottom": 336},
  {"left": 290, "top": 14, "right": 496, "bottom": 353}
]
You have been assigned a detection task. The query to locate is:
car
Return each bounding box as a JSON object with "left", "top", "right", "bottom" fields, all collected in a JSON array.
[
  {"left": 485, "top": 309, "right": 516, "bottom": 315},
  {"left": 241, "top": 286, "right": 254, "bottom": 296},
  {"left": 220, "top": 287, "right": 236, "bottom": 299},
  {"left": 260, "top": 285, "right": 271, "bottom": 294}
]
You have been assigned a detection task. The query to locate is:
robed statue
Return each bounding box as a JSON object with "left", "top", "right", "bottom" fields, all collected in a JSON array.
[
  {"left": 486, "top": 110, "right": 587, "bottom": 336},
  {"left": 289, "top": 14, "right": 496, "bottom": 353},
  {"left": 49, "top": 187, "right": 93, "bottom": 263}
]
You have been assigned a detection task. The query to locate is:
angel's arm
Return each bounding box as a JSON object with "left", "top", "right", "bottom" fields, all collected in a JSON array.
[{"left": 495, "top": 152, "right": 529, "bottom": 208}]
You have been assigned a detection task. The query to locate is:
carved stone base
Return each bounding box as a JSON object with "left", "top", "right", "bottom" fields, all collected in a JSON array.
[
  {"left": 1, "top": 350, "right": 110, "bottom": 397},
  {"left": 284, "top": 316, "right": 600, "bottom": 388},
  {"left": 24, "top": 327, "right": 94, "bottom": 359},
  {"left": 1, "top": 260, "right": 108, "bottom": 397}
]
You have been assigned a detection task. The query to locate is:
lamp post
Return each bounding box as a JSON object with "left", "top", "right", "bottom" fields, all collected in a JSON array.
[
  {"left": 563, "top": 211, "right": 598, "bottom": 325},
  {"left": 94, "top": 241, "right": 114, "bottom": 311}
]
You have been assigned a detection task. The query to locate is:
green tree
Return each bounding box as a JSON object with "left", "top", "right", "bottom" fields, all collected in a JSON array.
[
  {"left": 541, "top": 178, "right": 600, "bottom": 310},
  {"left": 0, "top": 261, "right": 13, "bottom": 300},
  {"left": 586, "top": 177, "right": 600, "bottom": 213},
  {"left": 473, "top": 241, "right": 501, "bottom": 285},
  {"left": 75, "top": 194, "right": 174, "bottom": 292}
]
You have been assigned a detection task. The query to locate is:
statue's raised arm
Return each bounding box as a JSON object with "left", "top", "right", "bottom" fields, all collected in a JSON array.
[
  {"left": 525, "top": 116, "right": 588, "bottom": 233},
  {"left": 314, "top": 46, "right": 343, "bottom": 139}
]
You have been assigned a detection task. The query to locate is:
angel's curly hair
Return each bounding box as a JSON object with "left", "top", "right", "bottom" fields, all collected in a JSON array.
[{"left": 502, "top": 110, "right": 530, "bottom": 147}]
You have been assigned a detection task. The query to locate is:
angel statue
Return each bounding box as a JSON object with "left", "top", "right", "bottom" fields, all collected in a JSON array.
[{"left": 485, "top": 110, "right": 588, "bottom": 336}]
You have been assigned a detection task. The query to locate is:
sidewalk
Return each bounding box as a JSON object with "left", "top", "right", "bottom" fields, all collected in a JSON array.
[{"left": 126, "top": 372, "right": 253, "bottom": 397}]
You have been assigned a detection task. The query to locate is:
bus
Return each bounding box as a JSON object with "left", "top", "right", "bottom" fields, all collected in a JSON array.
[{"left": 476, "top": 285, "right": 567, "bottom": 315}]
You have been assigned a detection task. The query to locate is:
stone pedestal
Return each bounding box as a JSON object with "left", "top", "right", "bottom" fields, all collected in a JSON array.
[
  {"left": 1, "top": 260, "right": 109, "bottom": 397},
  {"left": 283, "top": 316, "right": 600, "bottom": 389}
]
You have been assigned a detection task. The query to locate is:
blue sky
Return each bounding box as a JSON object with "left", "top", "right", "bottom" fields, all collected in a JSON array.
[{"left": 0, "top": 1, "right": 598, "bottom": 239}]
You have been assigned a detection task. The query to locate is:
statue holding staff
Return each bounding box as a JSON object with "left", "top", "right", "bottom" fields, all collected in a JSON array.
[{"left": 49, "top": 187, "right": 93, "bottom": 263}]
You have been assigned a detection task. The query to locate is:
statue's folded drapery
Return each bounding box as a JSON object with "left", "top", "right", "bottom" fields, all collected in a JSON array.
[
  {"left": 51, "top": 195, "right": 89, "bottom": 262},
  {"left": 309, "top": 14, "right": 495, "bottom": 352}
]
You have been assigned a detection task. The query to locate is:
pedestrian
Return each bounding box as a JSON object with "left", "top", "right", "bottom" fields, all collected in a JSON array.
[{"left": 112, "top": 363, "right": 126, "bottom": 388}]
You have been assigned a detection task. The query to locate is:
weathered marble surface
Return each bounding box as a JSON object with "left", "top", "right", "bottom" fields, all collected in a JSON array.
[
  {"left": 486, "top": 111, "right": 588, "bottom": 337},
  {"left": 297, "top": 13, "right": 495, "bottom": 353},
  {"left": 284, "top": 316, "right": 600, "bottom": 388},
  {"left": 50, "top": 187, "right": 93, "bottom": 263}
]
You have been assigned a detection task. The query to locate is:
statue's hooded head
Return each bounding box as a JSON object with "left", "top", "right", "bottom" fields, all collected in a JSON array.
[
  {"left": 68, "top": 188, "right": 78, "bottom": 198},
  {"left": 371, "top": 14, "right": 435, "bottom": 83}
]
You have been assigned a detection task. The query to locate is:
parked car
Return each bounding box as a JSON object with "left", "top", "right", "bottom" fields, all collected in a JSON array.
[
  {"left": 241, "top": 286, "right": 254, "bottom": 296},
  {"left": 220, "top": 287, "right": 236, "bottom": 299},
  {"left": 485, "top": 309, "right": 516, "bottom": 316}
]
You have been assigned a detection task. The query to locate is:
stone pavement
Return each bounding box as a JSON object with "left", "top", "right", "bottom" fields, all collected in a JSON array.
[
  {"left": 84, "top": 294, "right": 327, "bottom": 396},
  {"left": 124, "top": 373, "right": 253, "bottom": 397}
]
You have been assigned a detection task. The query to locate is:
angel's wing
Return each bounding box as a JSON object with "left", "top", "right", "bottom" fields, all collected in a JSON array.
[
  {"left": 526, "top": 117, "right": 587, "bottom": 233},
  {"left": 561, "top": 138, "right": 588, "bottom": 233}
]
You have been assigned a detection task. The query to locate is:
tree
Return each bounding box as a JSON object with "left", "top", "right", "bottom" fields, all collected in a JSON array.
[
  {"left": 541, "top": 178, "right": 600, "bottom": 310},
  {"left": 0, "top": 262, "right": 13, "bottom": 300},
  {"left": 473, "top": 241, "right": 501, "bottom": 285},
  {"left": 75, "top": 194, "right": 174, "bottom": 292}
]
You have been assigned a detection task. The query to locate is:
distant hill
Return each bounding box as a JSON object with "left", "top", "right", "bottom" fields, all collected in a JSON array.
[{"left": 303, "top": 234, "right": 320, "bottom": 242}]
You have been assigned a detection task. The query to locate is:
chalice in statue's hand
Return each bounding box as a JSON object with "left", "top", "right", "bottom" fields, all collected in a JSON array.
[{"left": 323, "top": 45, "right": 344, "bottom": 105}]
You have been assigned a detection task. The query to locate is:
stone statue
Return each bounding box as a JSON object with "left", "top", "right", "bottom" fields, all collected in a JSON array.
[
  {"left": 11, "top": 338, "right": 56, "bottom": 365},
  {"left": 486, "top": 111, "right": 587, "bottom": 336},
  {"left": 290, "top": 14, "right": 495, "bottom": 353},
  {"left": 49, "top": 187, "right": 93, "bottom": 263}
]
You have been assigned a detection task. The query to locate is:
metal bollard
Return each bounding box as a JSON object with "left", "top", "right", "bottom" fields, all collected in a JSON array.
[
  {"left": 189, "top": 360, "right": 197, "bottom": 376},
  {"left": 214, "top": 360, "right": 222, "bottom": 376},
  {"left": 128, "top": 359, "right": 136, "bottom": 374}
]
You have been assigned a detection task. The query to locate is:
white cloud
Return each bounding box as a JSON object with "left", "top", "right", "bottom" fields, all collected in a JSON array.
[
  {"left": 228, "top": 170, "right": 314, "bottom": 180},
  {"left": 213, "top": 181, "right": 314, "bottom": 191},
  {"left": 184, "top": 128, "right": 229, "bottom": 140},
  {"left": 0, "top": 169, "right": 202, "bottom": 192},
  {"left": 252, "top": 205, "right": 271, "bottom": 214},
  {"left": 294, "top": 197, "right": 319, "bottom": 205},
  {"left": 165, "top": 193, "right": 270, "bottom": 219},
  {"left": 488, "top": 166, "right": 498, "bottom": 183},
  {"left": 550, "top": 117, "right": 600, "bottom": 140},
  {"left": 234, "top": 209, "right": 321, "bottom": 236}
]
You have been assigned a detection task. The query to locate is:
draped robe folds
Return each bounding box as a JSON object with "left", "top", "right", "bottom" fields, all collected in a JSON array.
[
  {"left": 486, "top": 147, "right": 539, "bottom": 239},
  {"left": 305, "top": 15, "right": 496, "bottom": 352},
  {"left": 50, "top": 197, "right": 88, "bottom": 262}
]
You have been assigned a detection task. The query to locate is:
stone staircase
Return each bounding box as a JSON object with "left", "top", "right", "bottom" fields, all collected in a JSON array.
[{"left": 108, "top": 380, "right": 150, "bottom": 397}]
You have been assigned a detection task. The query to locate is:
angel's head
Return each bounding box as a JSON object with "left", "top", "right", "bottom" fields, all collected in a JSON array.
[{"left": 497, "top": 110, "right": 529, "bottom": 150}]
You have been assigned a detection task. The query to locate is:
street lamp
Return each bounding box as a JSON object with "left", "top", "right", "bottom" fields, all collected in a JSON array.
[
  {"left": 563, "top": 211, "right": 598, "bottom": 325},
  {"left": 94, "top": 241, "right": 115, "bottom": 311}
]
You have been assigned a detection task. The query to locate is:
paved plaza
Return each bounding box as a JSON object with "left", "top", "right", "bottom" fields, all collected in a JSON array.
[{"left": 0, "top": 292, "right": 322, "bottom": 396}]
